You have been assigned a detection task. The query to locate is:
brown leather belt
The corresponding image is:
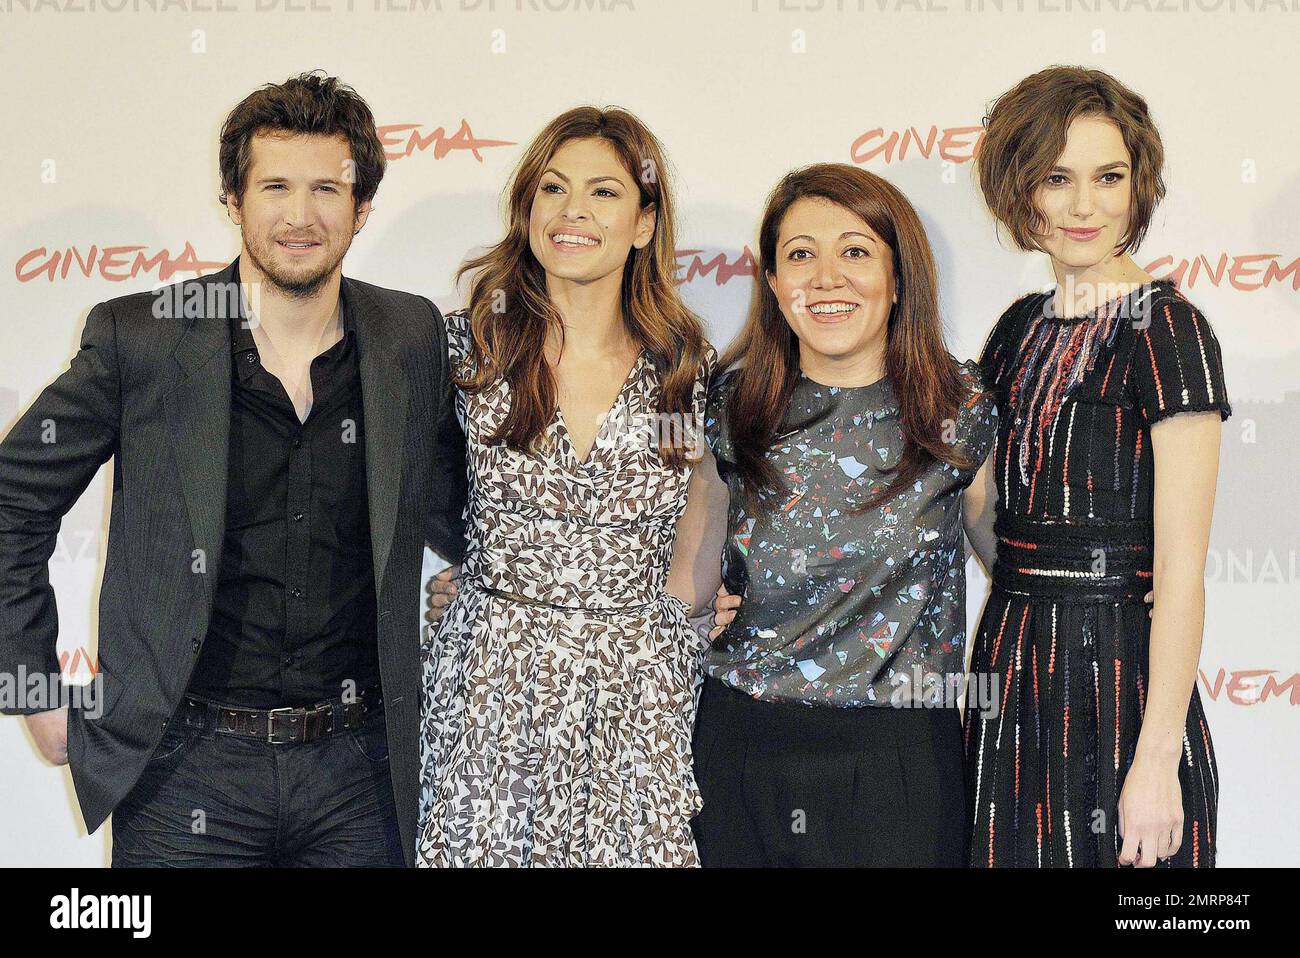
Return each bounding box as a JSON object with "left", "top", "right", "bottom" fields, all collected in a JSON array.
[{"left": 176, "top": 685, "right": 383, "bottom": 745}]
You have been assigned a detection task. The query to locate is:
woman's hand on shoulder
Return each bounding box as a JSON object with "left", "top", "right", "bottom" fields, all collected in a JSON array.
[{"left": 709, "top": 582, "right": 741, "bottom": 640}]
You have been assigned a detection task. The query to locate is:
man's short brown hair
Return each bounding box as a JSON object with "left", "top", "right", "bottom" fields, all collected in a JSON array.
[
  {"left": 218, "top": 70, "right": 385, "bottom": 211},
  {"left": 975, "top": 66, "right": 1166, "bottom": 254}
]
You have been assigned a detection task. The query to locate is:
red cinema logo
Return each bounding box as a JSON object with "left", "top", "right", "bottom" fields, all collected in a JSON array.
[
  {"left": 378, "top": 119, "right": 515, "bottom": 162},
  {"left": 675, "top": 247, "right": 758, "bottom": 287},
  {"left": 1199, "top": 668, "right": 1300, "bottom": 706},
  {"left": 58, "top": 647, "right": 98, "bottom": 680},
  {"left": 1145, "top": 254, "right": 1300, "bottom": 292},
  {"left": 850, "top": 125, "right": 985, "bottom": 165},
  {"left": 15, "top": 244, "right": 227, "bottom": 284}
]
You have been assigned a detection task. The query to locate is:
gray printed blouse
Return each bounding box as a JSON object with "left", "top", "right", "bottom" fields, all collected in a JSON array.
[{"left": 704, "top": 361, "right": 998, "bottom": 707}]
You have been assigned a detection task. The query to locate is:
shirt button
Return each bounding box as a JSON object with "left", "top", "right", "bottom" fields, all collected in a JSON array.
[
  {"left": 289, "top": 587, "right": 303, "bottom": 600},
  {"left": 282, "top": 653, "right": 295, "bottom": 666},
  {"left": 245, "top": 353, "right": 257, "bottom": 365},
  {"left": 191, "top": 637, "right": 202, "bottom": 654},
  {"left": 293, "top": 512, "right": 304, "bottom": 522},
  {"left": 293, "top": 437, "right": 303, "bottom": 449}
]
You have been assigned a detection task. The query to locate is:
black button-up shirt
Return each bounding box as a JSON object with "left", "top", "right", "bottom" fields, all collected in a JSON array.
[{"left": 188, "top": 282, "right": 381, "bottom": 708}]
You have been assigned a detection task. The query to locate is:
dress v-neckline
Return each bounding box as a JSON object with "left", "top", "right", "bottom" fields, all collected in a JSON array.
[{"left": 554, "top": 350, "right": 645, "bottom": 468}]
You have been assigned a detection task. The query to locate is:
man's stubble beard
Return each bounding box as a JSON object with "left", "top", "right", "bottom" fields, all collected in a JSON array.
[{"left": 243, "top": 228, "right": 354, "bottom": 300}]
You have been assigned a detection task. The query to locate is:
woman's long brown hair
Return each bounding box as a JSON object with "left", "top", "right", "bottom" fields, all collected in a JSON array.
[
  {"left": 721, "top": 163, "right": 975, "bottom": 511},
  {"left": 455, "top": 106, "right": 710, "bottom": 469}
]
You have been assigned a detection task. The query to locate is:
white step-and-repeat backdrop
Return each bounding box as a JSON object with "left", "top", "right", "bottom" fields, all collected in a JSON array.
[{"left": 1, "top": 0, "right": 1295, "bottom": 866}]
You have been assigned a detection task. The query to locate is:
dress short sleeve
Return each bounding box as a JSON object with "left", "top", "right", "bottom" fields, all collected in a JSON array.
[
  {"left": 695, "top": 345, "right": 718, "bottom": 416},
  {"left": 1127, "top": 292, "right": 1232, "bottom": 425},
  {"left": 978, "top": 292, "right": 1041, "bottom": 404},
  {"left": 703, "top": 366, "right": 738, "bottom": 482},
  {"left": 953, "top": 360, "right": 999, "bottom": 472},
  {"left": 691, "top": 344, "right": 719, "bottom": 462},
  {"left": 443, "top": 308, "right": 473, "bottom": 373}
]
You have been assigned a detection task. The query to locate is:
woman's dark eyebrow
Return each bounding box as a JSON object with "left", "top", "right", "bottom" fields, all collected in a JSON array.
[
  {"left": 782, "top": 231, "right": 878, "bottom": 249},
  {"left": 541, "top": 168, "right": 629, "bottom": 188},
  {"left": 1049, "top": 161, "right": 1131, "bottom": 174}
]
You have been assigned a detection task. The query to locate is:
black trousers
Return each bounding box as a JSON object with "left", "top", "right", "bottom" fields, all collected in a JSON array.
[
  {"left": 110, "top": 702, "right": 404, "bottom": 867},
  {"left": 691, "top": 676, "right": 967, "bottom": 867}
]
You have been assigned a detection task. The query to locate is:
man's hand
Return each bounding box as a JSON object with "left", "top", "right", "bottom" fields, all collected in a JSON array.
[
  {"left": 425, "top": 564, "right": 461, "bottom": 627},
  {"left": 24, "top": 706, "right": 69, "bottom": 765}
]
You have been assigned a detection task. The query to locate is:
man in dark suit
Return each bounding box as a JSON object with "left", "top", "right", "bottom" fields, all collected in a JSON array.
[{"left": 0, "top": 72, "right": 467, "bottom": 865}]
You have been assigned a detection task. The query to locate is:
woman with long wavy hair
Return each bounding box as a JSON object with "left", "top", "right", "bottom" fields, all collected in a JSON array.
[
  {"left": 415, "top": 106, "right": 723, "bottom": 867},
  {"left": 692, "top": 163, "right": 999, "bottom": 866}
]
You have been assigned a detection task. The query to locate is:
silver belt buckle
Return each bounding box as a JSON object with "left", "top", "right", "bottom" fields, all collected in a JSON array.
[{"left": 266, "top": 706, "right": 297, "bottom": 744}]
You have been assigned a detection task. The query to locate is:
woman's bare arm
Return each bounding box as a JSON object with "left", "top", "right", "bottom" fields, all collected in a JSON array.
[
  {"left": 667, "top": 445, "right": 732, "bottom": 617},
  {"left": 962, "top": 451, "right": 999, "bottom": 576},
  {"left": 1117, "top": 410, "right": 1222, "bottom": 865}
]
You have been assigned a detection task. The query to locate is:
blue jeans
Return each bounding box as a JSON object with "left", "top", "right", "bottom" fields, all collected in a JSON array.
[{"left": 111, "top": 702, "right": 404, "bottom": 867}]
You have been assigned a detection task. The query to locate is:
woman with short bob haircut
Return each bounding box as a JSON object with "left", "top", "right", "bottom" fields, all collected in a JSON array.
[{"left": 964, "top": 66, "right": 1231, "bottom": 868}]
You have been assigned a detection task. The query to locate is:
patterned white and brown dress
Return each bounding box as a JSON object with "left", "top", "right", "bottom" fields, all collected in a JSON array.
[{"left": 416, "top": 309, "right": 716, "bottom": 867}]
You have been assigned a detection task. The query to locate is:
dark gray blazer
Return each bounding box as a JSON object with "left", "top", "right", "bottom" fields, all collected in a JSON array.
[{"left": 0, "top": 258, "right": 468, "bottom": 864}]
